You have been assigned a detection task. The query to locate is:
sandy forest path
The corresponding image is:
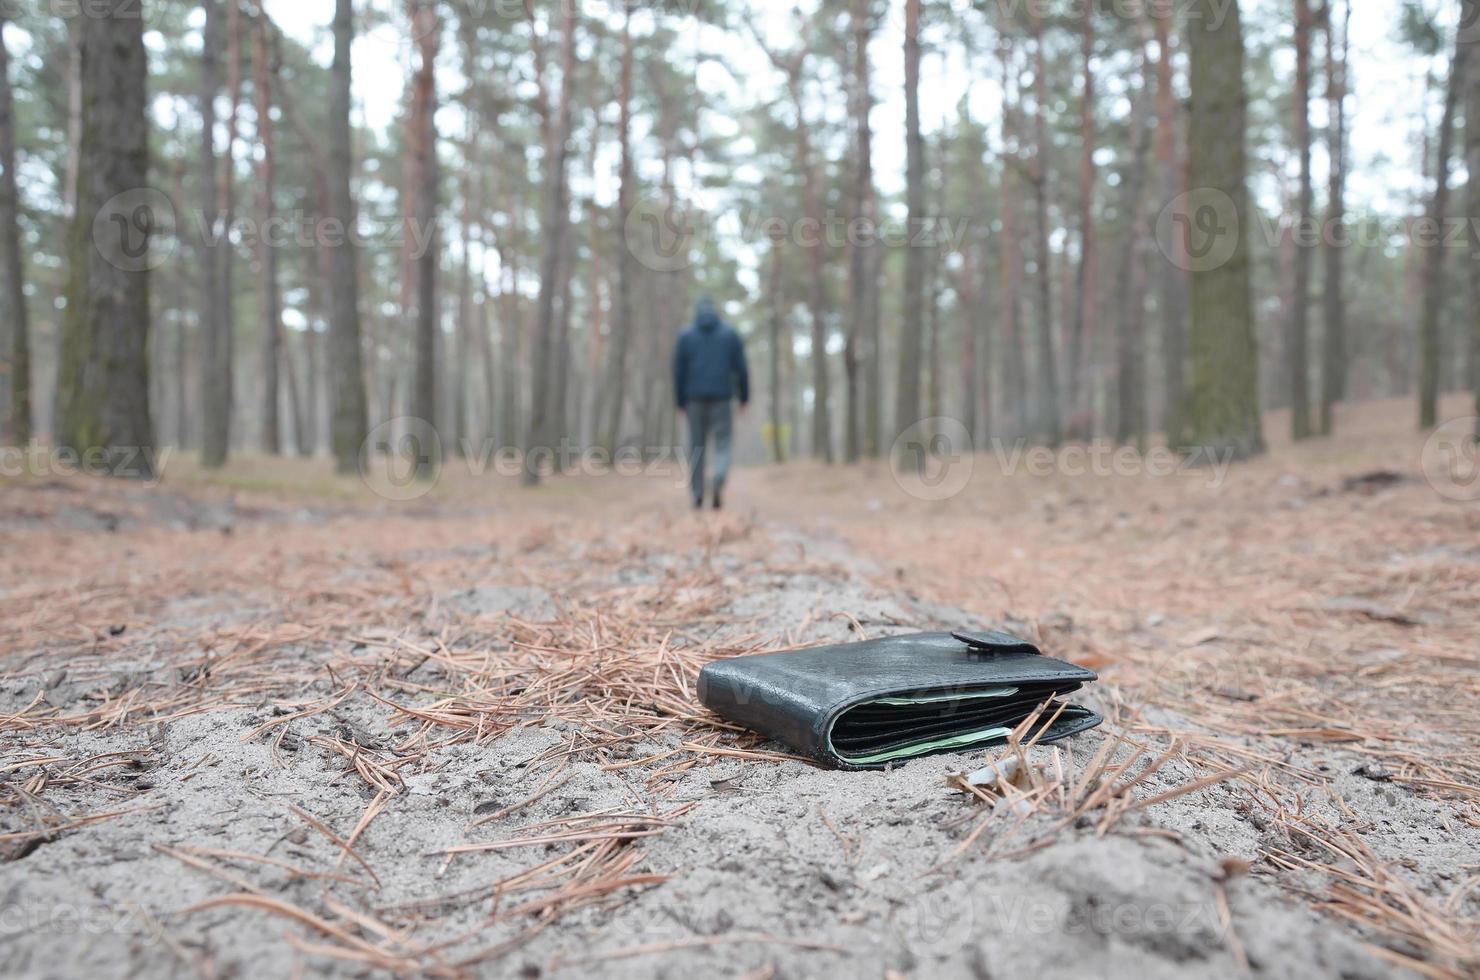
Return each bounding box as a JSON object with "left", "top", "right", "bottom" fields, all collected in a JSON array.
[{"left": 2, "top": 397, "right": 1478, "bottom": 978}]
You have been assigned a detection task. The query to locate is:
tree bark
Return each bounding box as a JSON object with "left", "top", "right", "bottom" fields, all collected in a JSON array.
[
  {"left": 252, "top": 7, "right": 281, "bottom": 453},
  {"left": 1153, "top": 4, "right": 1189, "bottom": 445},
  {"left": 1069, "top": 2, "right": 1097, "bottom": 432},
  {"left": 601, "top": 3, "right": 635, "bottom": 455},
  {"left": 328, "top": 0, "right": 367, "bottom": 472},
  {"left": 1466, "top": 0, "right": 1480, "bottom": 436},
  {"left": 1115, "top": 41, "right": 1155, "bottom": 449},
  {"left": 844, "top": 0, "right": 874, "bottom": 463},
  {"left": 523, "top": 3, "right": 576, "bottom": 484},
  {"left": 1029, "top": 8, "right": 1061, "bottom": 445},
  {"left": 407, "top": 0, "right": 440, "bottom": 476},
  {"left": 1319, "top": 0, "right": 1349, "bottom": 436},
  {"left": 998, "top": 33, "right": 1027, "bottom": 438},
  {"left": 1184, "top": 0, "right": 1263, "bottom": 459},
  {"left": 1419, "top": 30, "right": 1465, "bottom": 430},
  {"left": 0, "top": 16, "right": 28, "bottom": 446},
  {"left": 55, "top": 0, "right": 153, "bottom": 476},
  {"left": 766, "top": 229, "right": 786, "bottom": 464},
  {"left": 897, "top": 0, "right": 924, "bottom": 455},
  {"left": 1290, "top": 0, "right": 1314, "bottom": 439},
  {"left": 197, "top": 0, "right": 227, "bottom": 465}
]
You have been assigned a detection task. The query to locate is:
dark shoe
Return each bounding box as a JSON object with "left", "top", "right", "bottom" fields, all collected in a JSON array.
[
  {"left": 692, "top": 495, "right": 703, "bottom": 510},
  {"left": 712, "top": 486, "right": 723, "bottom": 510}
]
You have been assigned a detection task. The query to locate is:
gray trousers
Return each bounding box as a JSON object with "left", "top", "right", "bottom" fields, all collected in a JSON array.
[{"left": 685, "top": 399, "right": 733, "bottom": 503}]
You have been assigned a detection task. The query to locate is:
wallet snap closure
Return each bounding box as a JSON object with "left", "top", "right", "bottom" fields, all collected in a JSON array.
[{"left": 952, "top": 630, "right": 1040, "bottom": 656}]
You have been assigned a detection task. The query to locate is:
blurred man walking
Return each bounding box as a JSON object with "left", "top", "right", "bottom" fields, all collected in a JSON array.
[{"left": 673, "top": 297, "right": 749, "bottom": 509}]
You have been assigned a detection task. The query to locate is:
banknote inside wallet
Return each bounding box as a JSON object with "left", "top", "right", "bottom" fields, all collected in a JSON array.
[{"left": 825, "top": 684, "right": 1087, "bottom": 765}]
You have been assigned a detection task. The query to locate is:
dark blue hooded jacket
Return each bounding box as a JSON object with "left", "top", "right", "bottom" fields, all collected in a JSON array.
[{"left": 673, "top": 298, "right": 749, "bottom": 408}]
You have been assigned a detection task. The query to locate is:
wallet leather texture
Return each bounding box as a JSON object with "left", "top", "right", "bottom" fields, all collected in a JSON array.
[{"left": 697, "top": 630, "right": 1101, "bottom": 770}]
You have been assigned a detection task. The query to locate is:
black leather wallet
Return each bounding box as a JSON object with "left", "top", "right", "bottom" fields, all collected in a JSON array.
[{"left": 697, "top": 629, "right": 1101, "bottom": 769}]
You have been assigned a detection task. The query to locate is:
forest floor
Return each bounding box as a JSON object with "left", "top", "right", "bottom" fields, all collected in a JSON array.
[{"left": 2, "top": 395, "right": 1478, "bottom": 979}]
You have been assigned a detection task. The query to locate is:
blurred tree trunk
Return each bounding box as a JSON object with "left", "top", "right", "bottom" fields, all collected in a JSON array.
[
  {"left": 1153, "top": 4, "right": 1188, "bottom": 446},
  {"left": 1069, "top": 2, "right": 1097, "bottom": 432},
  {"left": 1466, "top": 0, "right": 1480, "bottom": 436},
  {"left": 197, "top": 0, "right": 226, "bottom": 465},
  {"left": 1419, "top": 31, "right": 1465, "bottom": 430},
  {"left": 1184, "top": 0, "right": 1263, "bottom": 459},
  {"left": 1319, "top": 0, "right": 1350, "bottom": 436},
  {"left": 797, "top": 80, "right": 832, "bottom": 463},
  {"left": 454, "top": 118, "right": 478, "bottom": 457},
  {"left": 271, "top": 32, "right": 325, "bottom": 456},
  {"left": 328, "top": 0, "right": 368, "bottom": 472},
  {"left": 927, "top": 141, "right": 943, "bottom": 426},
  {"left": 1028, "top": 8, "right": 1061, "bottom": 446},
  {"left": 55, "top": 0, "right": 153, "bottom": 476},
  {"left": 998, "top": 34, "right": 1027, "bottom": 438},
  {"left": 0, "top": 16, "right": 28, "bottom": 446},
  {"left": 582, "top": 195, "right": 603, "bottom": 448},
  {"left": 1290, "top": 0, "right": 1314, "bottom": 439},
  {"left": 766, "top": 229, "right": 786, "bottom": 464},
  {"left": 1114, "top": 41, "right": 1154, "bottom": 450},
  {"left": 212, "top": 0, "right": 243, "bottom": 461},
  {"left": 754, "top": 26, "right": 831, "bottom": 462},
  {"left": 897, "top": 0, "right": 923, "bottom": 455},
  {"left": 601, "top": 4, "right": 634, "bottom": 455},
  {"left": 253, "top": 8, "right": 281, "bottom": 454},
  {"left": 524, "top": 3, "right": 576, "bottom": 484},
  {"left": 844, "top": 0, "right": 874, "bottom": 463},
  {"left": 553, "top": 222, "right": 575, "bottom": 447},
  {"left": 407, "top": 0, "right": 440, "bottom": 475}
]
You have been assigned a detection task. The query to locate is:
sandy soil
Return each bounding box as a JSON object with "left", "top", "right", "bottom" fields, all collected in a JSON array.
[{"left": 2, "top": 397, "right": 1477, "bottom": 978}]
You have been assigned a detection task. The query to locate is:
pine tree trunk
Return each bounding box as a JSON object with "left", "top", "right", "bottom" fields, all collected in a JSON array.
[
  {"left": 1115, "top": 44, "right": 1154, "bottom": 449},
  {"left": 328, "top": 0, "right": 367, "bottom": 472},
  {"left": 408, "top": 0, "right": 440, "bottom": 476},
  {"left": 1466, "top": 0, "right": 1480, "bottom": 436},
  {"left": 1319, "top": 0, "right": 1350, "bottom": 436},
  {"left": 1153, "top": 6, "right": 1188, "bottom": 446},
  {"left": 1290, "top": 0, "right": 1314, "bottom": 439},
  {"left": 844, "top": 0, "right": 873, "bottom": 464},
  {"left": 1184, "top": 0, "right": 1263, "bottom": 459},
  {"left": 55, "top": 0, "right": 153, "bottom": 476},
  {"left": 600, "top": 6, "right": 635, "bottom": 455},
  {"left": 253, "top": 8, "right": 281, "bottom": 454},
  {"left": 1069, "top": 3, "right": 1097, "bottom": 432},
  {"left": 1419, "top": 32, "right": 1466, "bottom": 430},
  {"left": 0, "top": 16, "right": 28, "bottom": 446},
  {"left": 794, "top": 78, "right": 832, "bottom": 463},
  {"left": 897, "top": 0, "right": 924, "bottom": 454},
  {"left": 197, "top": 0, "right": 226, "bottom": 465},
  {"left": 767, "top": 231, "right": 786, "bottom": 464},
  {"left": 1029, "top": 10, "right": 1061, "bottom": 446},
  {"left": 998, "top": 35, "right": 1027, "bottom": 438},
  {"left": 524, "top": 4, "right": 576, "bottom": 484},
  {"left": 455, "top": 139, "right": 475, "bottom": 457}
]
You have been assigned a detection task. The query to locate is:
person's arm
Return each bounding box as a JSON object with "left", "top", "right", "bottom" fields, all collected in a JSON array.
[
  {"left": 733, "top": 330, "right": 750, "bottom": 407},
  {"left": 673, "top": 333, "right": 687, "bottom": 410}
]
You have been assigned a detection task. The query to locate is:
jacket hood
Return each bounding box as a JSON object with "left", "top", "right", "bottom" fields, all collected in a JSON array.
[{"left": 694, "top": 297, "right": 721, "bottom": 332}]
